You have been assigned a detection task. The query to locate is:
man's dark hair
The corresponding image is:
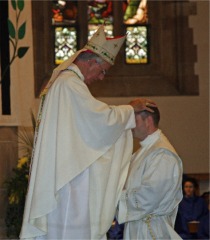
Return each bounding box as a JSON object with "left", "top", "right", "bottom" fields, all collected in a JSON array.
[{"left": 140, "top": 107, "right": 160, "bottom": 127}]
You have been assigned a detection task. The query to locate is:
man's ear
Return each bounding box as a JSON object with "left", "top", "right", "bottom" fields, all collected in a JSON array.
[{"left": 146, "top": 115, "right": 154, "bottom": 126}]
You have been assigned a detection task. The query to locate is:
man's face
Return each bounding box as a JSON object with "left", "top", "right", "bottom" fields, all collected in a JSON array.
[
  {"left": 132, "top": 113, "right": 148, "bottom": 141},
  {"left": 84, "top": 60, "right": 111, "bottom": 85}
]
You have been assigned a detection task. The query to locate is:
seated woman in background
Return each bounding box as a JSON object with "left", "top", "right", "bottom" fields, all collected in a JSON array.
[{"left": 175, "top": 177, "right": 209, "bottom": 239}]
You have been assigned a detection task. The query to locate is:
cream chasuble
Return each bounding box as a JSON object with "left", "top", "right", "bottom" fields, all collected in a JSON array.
[{"left": 20, "top": 64, "right": 135, "bottom": 239}]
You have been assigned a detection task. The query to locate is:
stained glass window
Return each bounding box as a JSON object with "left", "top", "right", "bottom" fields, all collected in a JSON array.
[
  {"left": 88, "top": 24, "right": 113, "bottom": 40},
  {"left": 87, "top": 1, "right": 114, "bottom": 39},
  {"left": 52, "top": 1, "right": 78, "bottom": 25},
  {"left": 55, "top": 27, "right": 77, "bottom": 65},
  {"left": 126, "top": 26, "right": 148, "bottom": 64},
  {"left": 123, "top": 0, "right": 148, "bottom": 25},
  {"left": 123, "top": 0, "right": 148, "bottom": 64},
  {"left": 35, "top": 1, "right": 199, "bottom": 96},
  {"left": 52, "top": 1, "right": 78, "bottom": 64},
  {"left": 51, "top": 1, "right": 149, "bottom": 65}
]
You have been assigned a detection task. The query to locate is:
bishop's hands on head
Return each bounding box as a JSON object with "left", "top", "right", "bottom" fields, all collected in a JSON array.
[{"left": 129, "top": 98, "right": 157, "bottom": 113}]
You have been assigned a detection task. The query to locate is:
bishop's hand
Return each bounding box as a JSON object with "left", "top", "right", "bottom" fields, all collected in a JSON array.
[{"left": 129, "top": 98, "right": 157, "bottom": 113}]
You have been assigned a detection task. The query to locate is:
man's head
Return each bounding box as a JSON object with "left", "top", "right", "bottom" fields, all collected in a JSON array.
[
  {"left": 74, "top": 50, "right": 112, "bottom": 84},
  {"left": 132, "top": 106, "right": 160, "bottom": 141},
  {"left": 74, "top": 25, "right": 125, "bottom": 85}
]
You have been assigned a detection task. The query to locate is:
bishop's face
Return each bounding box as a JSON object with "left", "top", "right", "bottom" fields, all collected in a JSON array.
[{"left": 84, "top": 60, "right": 111, "bottom": 85}]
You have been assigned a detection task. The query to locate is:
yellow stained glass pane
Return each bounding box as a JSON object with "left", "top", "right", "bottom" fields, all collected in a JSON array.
[
  {"left": 126, "top": 26, "right": 148, "bottom": 64},
  {"left": 55, "top": 27, "right": 77, "bottom": 65}
]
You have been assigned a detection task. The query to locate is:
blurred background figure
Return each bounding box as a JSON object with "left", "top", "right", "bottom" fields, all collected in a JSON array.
[
  {"left": 197, "top": 191, "right": 210, "bottom": 239},
  {"left": 200, "top": 191, "right": 210, "bottom": 209},
  {"left": 107, "top": 218, "right": 124, "bottom": 240},
  {"left": 175, "top": 178, "right": 209, "bottom": 239}
]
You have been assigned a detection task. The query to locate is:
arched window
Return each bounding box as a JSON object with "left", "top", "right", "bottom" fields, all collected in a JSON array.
[
  {"left": 32, "top": 0, "right": 198, "bottom": 97},
  {"left": 52, "top": 0, "right": 149, "bottom": 65}
]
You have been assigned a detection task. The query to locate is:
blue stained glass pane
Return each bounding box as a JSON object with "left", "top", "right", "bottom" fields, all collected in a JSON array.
[
  {"left": 126, "top": 26, "right": 148, "bottom": 64},
  {"left": 55, "top": 27, "right": 77, "bottom": 65}
]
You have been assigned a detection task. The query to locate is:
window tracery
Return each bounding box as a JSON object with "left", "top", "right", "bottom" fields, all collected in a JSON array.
[{"left": 51, "top": 0, "right": 149, "bottom": 64}]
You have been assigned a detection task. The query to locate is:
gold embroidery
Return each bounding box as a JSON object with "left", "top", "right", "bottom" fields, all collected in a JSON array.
[{"left": 143, "top": 215, "right": 156, "bottom": 240}]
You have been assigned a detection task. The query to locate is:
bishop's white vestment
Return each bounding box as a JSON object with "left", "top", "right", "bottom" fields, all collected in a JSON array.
[
  {"left": 20, "top": 63, "right": 135, "bottom": 240},
  {"left": 117, "top": 130, "right": 183, "bottom": 239}
]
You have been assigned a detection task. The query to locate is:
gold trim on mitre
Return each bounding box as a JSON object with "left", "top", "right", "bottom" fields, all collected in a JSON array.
[{"left": 85, "top": 25, "right": 126, "bottom": 65}]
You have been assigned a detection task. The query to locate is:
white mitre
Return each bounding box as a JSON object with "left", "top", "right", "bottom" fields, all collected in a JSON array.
[{"left": 85, "top": 25, "right": 126, "bottom": 65}]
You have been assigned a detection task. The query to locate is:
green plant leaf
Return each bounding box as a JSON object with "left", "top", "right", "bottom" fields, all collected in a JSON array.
[
  {"left": 17, "top": 47, "right": 29, "bottom": 58},
  {"left": 18, "top": 126, "right": 34, "bottom": 156},
  {"left": 8, "top": 19, "right": 16, "bottom": 39},
  {"left": 11, "top": 0, "right": 17, "bottom": 10},
  {"left": 18, "top": 22, "right": 26, "bottom": 39},
  {"left": 30, "top": 110, "right": 36, "bottom": 134},
  {"left": 17, "top": 0, "right": 24, "bottom": 11}
]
